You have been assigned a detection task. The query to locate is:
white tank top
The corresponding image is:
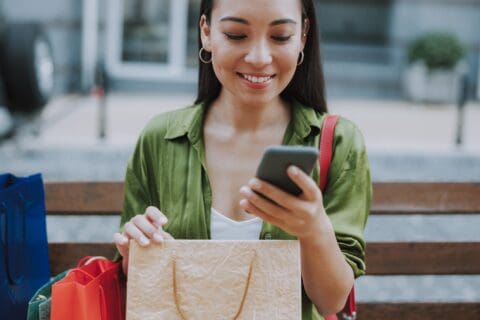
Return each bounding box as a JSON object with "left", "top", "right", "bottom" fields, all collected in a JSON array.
[{"left": 210, "top": 207, "right": 262, "bottom": 240}]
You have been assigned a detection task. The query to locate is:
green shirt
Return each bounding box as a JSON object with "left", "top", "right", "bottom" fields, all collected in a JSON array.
[{"left": 120, "top": 100, "right": 372, "bottom": 319}]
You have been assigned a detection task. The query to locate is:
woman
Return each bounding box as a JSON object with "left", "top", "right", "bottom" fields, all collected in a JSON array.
[{"left": 114, "top": 0, "right": 371, "bottom": 318}]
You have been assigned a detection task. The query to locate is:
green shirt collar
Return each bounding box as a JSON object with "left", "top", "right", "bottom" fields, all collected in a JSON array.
[
  {"left": 164, "top": 100, "right": 323, "bottom": 143},
  {"left": 289, "top": 100, "right": 323, "bottom": 141},
  {"left": 164, "top": 103, "right": 206, "bottom": 143}
]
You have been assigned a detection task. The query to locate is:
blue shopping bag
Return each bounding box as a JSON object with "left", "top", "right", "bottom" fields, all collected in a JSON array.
[{"left": 0, "top": 173, "right": 50, "bottom": 320}]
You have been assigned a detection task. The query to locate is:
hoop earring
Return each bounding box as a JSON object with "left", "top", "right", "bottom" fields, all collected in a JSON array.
[
  {"left": 297, "top": 51, "right": 304, "bottom": 66},
  {"left": 198, "top": 47, "right": 212, "bottom": 64}
]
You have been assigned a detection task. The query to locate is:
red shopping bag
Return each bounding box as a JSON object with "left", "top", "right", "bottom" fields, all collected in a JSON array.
[{"left": 51, "top": 256, "right": 126, "bottom": 320}]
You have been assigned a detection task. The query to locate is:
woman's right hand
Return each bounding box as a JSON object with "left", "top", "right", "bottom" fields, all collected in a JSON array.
[{"left": 113, "top": 206, "right": 174, "bottom": 276}]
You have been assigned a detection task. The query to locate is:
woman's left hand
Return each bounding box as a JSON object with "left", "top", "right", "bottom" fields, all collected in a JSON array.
[{"left": 239, "top": 165, "right": 331, "bottom": 240}]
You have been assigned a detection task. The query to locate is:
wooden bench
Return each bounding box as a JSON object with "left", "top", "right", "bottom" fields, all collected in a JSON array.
[{"left": 45, "top": 182, "right": 480, "bottom": 319}]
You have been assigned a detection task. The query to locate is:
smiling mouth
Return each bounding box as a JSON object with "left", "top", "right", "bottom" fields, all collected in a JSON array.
[{"left": 237, "top": 72, "right": 275, "bottom": 84}]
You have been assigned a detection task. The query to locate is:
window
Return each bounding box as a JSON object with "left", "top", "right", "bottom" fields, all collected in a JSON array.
[
  {"left": 315, "top": 0, "right": 393, "bottom": 64},
  {"left": 186, "top": 0, "right": 201, "bottom": 69},
  {"left": 106, "top": 0, "right": 191, "bottom": 80},
  {"left": 316, "top": 0, "right": 392, "bottom": 45},
  {"left": 122, "top": 0, "right": 170, "bottom": 63}
]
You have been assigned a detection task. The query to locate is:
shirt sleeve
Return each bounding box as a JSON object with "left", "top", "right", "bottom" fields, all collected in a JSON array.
[
  {"left": 114, "top": 133, "right": 152, "bottom": 262},
  {"left": 322, "top": 118, "right": 372, "bottom": 278},
  {"left": 120, "top": 133, "right": 152, "bottom": 231}
]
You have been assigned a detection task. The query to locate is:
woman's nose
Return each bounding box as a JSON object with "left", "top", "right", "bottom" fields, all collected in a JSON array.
[{"left": 244, "top": 41, "right": 272, "bottom": 66}]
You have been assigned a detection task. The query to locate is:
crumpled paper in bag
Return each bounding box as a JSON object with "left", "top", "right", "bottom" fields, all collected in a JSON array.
[{"left": 127, "top": 240, "right": 301, "bottom": 320}]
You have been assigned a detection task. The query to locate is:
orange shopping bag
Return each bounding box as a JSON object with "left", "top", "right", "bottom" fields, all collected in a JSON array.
[{"left": 51, "top": 256, "right": 126, "bottom": 320}]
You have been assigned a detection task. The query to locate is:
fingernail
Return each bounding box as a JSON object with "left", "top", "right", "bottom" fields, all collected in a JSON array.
[
  {"left": 240, "top": 186, "right": 249, "bottom": 195},
  {"left": 140, "top": 236, "right": 150, "bottom": 246},
  {"left": 249, "top": 179, "right": 261, "bottom": 189},
  {"left": 121, "top": 236, "right": 129, "bottom": 245},
  {"left": 153, "top": 232, "right": 164, "bottom": 242},
  {"left": 289, "top": 166, "right": 299, "bottom": 176},
  {"left": 160, "top": 217, "right": 168, "bottom": 225}
]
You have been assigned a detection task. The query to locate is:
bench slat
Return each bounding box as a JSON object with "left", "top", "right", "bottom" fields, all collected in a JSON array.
[
  {"left": 49, "top": 242, "right": 480, "bottom": 276},
  {"left": 367, "top": 242, "right": 480, "bottom": 275},
  {"left": 45, "top": 182, "right": 480, "bottom": 215},
  {"left": 357, "top": 302, "right": 480, "bottom": 320},
  {"left": 45, "top": 182, "right": 124, "bottom": 215},
  {"left": 49, "top": 243, "right": 117, "bottom": 275},
  {"left": 372, "top": 182, "right": 480, "bottom": 214}
]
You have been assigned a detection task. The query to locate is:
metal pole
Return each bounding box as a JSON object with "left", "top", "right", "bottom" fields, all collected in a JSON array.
[
  {"left": 94, "top": 64, "right": 108, "bottom": 140},
  {"left": 455, "top": 74, "right": 468, "bottom": 146},
  {"left": 477, "top": 45, "right": 480, "bottom": 100},
  {"left": 81, "top": 0, "right": 99, "bottom": 92}
]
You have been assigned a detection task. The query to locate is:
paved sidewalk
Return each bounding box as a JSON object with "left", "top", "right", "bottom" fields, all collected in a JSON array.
[{"left": 7, "top": 93, "right": 480, "bottom": 154}]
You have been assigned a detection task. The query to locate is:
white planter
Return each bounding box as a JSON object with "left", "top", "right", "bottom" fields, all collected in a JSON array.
[
  {"left": 403, "top": 61, "right": 465, "bottom": 104},
  {"left": 0, "top": 106, "right": 14, "bottom": 138}
]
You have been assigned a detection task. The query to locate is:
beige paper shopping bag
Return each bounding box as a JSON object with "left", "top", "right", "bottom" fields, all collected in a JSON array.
[{"left": 126, "top": 240, "right": 301, "bottom": 320}]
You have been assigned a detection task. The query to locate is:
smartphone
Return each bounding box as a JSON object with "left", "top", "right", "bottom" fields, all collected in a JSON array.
[{"left": 255, "top": 145, "right": 319, "bottom": 196}]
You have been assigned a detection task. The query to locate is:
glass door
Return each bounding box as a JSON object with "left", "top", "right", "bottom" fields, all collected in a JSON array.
[{"left": 106, "top": 0, "right": 192, "bottom": 80}]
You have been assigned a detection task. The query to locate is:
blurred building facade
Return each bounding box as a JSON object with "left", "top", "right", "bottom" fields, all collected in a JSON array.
[{"left": 3, "top": 0, "right": 480, "bottom": 99}]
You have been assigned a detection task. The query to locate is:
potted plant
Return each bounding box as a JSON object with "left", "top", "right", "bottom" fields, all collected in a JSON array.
[{"left": 403, "top": 32, "right": 466, "bottom": 103}]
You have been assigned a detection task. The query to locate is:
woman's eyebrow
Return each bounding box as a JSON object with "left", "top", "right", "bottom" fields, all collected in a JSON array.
[
  {"left": 270, "top": 18, "right": 297, "bottom": 26},
  {"left": 220, "top": 16, "right": 249, "bottom": 24},
  {"left": 219, "top": 16, "right": 297, "bottom": 26}
]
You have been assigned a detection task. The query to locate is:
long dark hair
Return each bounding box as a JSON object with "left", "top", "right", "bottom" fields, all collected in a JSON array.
[{"left": 195, "top": 0, "right": 328, "bottom": 113}]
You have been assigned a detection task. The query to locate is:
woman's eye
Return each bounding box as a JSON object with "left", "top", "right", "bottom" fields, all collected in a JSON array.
[
  {"left": 223, "top": 33, "right": 246, "bottom": 41},
  {"left": 272, "top": 35, "right": 292, "bottom": 42}
]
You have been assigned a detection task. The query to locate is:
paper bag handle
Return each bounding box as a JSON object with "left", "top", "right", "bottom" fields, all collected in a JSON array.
[{"left": 172, "top": 252, "right": 256, "bottom": 320}]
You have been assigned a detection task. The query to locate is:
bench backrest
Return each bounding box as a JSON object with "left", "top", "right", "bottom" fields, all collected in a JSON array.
[{"left": 45, "top": 182, "right": 480, "bottom": 320}]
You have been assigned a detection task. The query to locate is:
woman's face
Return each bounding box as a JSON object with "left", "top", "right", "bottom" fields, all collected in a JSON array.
[{"left": 200, "top": 0, "right": 308, "bottom": 107}]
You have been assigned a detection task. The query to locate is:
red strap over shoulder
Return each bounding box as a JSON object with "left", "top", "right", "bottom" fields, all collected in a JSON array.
[
  {"left": 319, "top": 115, "right": 339, "bottom": 192},
  {"left": 319, "top": 115, "right": 357, "bottom": 320}
]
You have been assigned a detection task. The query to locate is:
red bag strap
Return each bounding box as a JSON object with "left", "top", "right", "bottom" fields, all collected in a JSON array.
[
  {"left": 319, "top": 115, "right": 357, "bottom": 320},
  {"left": 319, "top": 115, "right": 339, "bottom": 192}
]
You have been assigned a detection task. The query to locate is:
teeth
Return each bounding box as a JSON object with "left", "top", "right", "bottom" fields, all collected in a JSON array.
[{"left": 242, "top": 74, "right": 272, "bottom": 83}]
